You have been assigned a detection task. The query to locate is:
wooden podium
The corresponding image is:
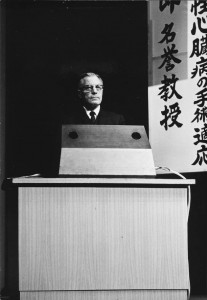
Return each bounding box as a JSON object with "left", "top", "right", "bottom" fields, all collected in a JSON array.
[
  {"left": 12, "top": 126, "right": 195, "bottom": 299},
  {"left": 13, "top": 176, "right": 195, "bottom": 300}
]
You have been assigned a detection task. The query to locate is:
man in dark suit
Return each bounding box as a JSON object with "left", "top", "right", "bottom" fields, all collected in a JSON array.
[
  {"left": 42, "top": 72, "right": 125, "bottom": 176},
  {"left": 65, "top": 72, "right": 125, "bottom": 125}
]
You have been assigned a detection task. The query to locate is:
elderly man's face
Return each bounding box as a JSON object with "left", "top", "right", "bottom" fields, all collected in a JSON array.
[{"left": 78, "top": 75, "right": 103, "bottom": 110}]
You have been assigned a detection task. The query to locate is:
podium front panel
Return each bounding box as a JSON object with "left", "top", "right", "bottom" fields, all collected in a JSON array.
[{"left": 18, "top": 184, "right": 189, "bottom": 295}]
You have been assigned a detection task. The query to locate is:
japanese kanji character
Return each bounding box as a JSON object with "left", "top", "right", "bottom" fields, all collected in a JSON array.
[
  {"left": 159, "top": 0, "right": 181, "bottom": 14},
  {"left": 190, "top": 35, "right": 207, "bottom": 57},
  {"left": 194, "top": 87, "right": 207, "bottom": 107},
  {"left": 192, "top": 16, "right": 207, "bottom": 35},
  {"left": 192, "top": 144, "right": 207, "bottom": 165},
  {"left": 159, "top": 22, "right": 176, "bottom": 44},
  {"left": 197, "top": 17, "right": 207, "bottom": 34},
  {"left": 191, "top": 0, "right": 207, "bottom": 17},
  {"left": 158, "top": 74, "right": 182, "bottom": 101},
  {"left": 160, "top": 102, "right": 183, "bottom": 130},
  {"left": 193, "top": 124, "right": 207, "bottom": 145},
  {"left": 159, "top": 44, "right": 181, "bottom": 71},
  {"left": 191, "top": 56, "right": 207, "bottom": 78},
  {"left": 192, "top": 106, "right": 207, "bottom": 123}
]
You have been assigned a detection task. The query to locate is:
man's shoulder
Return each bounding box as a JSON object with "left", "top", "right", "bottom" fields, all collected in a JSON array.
[
  {"left": 99, "top": 109, "right": 125, "bottom": 125},
  {"left": 61, "top": 106, "right": 125, "bottom": 125},
  {"left": 100, "top": 109, "right": 122, "bottom": 119},
  {"left": 62, "top": 106, "right": 87, "bottom": 124}
]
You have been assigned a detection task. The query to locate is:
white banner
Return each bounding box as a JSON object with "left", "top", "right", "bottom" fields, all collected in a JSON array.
[{"left": 149, "top": 0, "right": 207, "bottom": 173}]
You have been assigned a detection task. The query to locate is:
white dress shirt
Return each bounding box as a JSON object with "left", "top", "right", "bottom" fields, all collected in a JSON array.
[{"left": 83, "top": 105, "right": 100, "bottom": 120}]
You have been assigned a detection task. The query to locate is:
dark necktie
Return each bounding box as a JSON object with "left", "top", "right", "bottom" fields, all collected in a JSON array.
[{"left": 89, "top": 111, "right": 96, "bottom": 124}]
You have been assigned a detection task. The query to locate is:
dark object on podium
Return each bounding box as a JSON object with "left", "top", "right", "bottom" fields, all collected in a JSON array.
[{"left": 59, "top": 125, "right": 156, "bottom": 176}]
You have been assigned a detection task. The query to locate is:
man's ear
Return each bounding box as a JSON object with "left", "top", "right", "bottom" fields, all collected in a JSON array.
[{"left": 77, "top": 90, "right": 82, "bottom": 99}]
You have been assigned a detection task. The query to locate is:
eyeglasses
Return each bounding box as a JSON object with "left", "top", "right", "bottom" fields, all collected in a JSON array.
[{"left": 80, "top": 85, "right": 104, "bottom": 93}]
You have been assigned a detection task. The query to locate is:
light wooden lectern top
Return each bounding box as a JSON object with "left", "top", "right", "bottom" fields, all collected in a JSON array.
[{"left": 59, "top": 125, "right": 156, "bottom": 176}]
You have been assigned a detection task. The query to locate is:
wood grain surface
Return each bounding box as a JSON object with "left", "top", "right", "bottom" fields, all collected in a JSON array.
[
  {"left": 19, "top": 186, "right": 189, "bottom": 291},
  {"left": 20, "top": 290, "right": 188, "bottom": 300}
]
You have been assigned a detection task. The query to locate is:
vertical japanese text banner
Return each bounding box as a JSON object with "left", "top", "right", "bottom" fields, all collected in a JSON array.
[{"left": 149, "top": 0, "right": 207, "bottom": 172}]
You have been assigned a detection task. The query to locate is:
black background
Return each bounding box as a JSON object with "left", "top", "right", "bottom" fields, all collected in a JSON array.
[{"left": 5, "top": 0, "right": 148, "bottom": 177}]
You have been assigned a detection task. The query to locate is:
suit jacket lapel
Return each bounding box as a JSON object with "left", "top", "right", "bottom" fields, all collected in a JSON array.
[
  {"left": 78, "top": 107, "right": 91, "bottom": 124},
  {"left": 96, "top": 108, "right": 105, "bottom": 125}
]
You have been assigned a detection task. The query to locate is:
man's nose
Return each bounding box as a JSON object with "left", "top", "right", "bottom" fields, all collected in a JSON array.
[{"left": 91, "top": 87, "right": 98, "bottom": 93}]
